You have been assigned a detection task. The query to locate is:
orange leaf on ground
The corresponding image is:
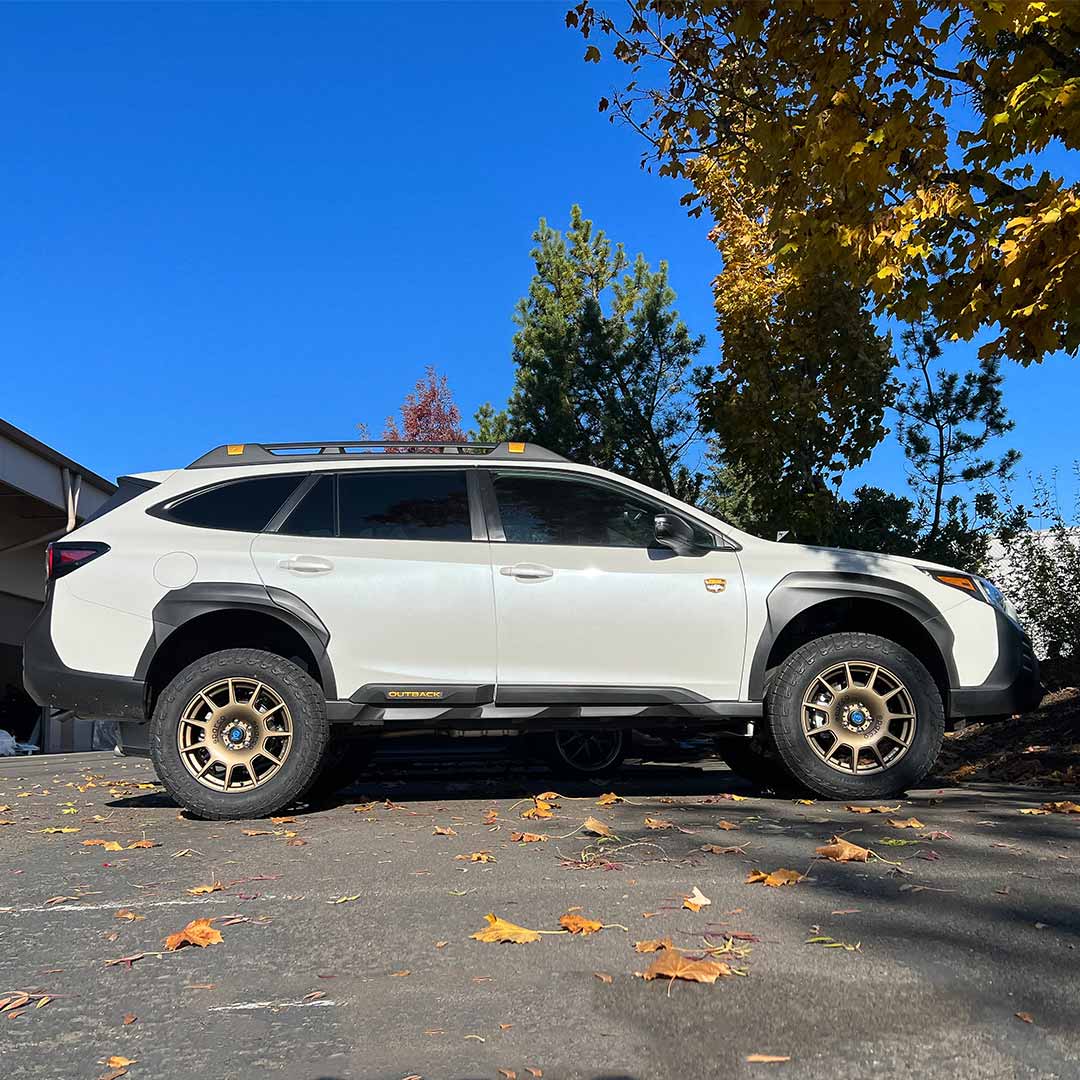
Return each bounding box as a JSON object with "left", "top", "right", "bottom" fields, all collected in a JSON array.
[
  {"left": 701, "top": 844, "right": 744, "bottom": 855},
  {"left": 594, "top": 972, "right": 613, "bottom": 983},
  {"left": 187, "top": 881, "right": 224, "bottom": 896},
  {"left": 596, "top": 792, "right": 622, "bottom": 806},
  {"left": 746, "top": 868, "right": 803, "bottom": 887},
  {"left": 126, "top": 839, "right": 159, "bottom": 849},
  {"left": 122, "top": 1014, "right": 137, "bottom": 1025},
  {"left": 559, "top": 912, "right": 603, "bottom": 935},
  {"left": 470, "top": 913, "right": 540, "bottom": 944},
  {"left": 844, "top": 805, "right": 900, "bottom": 814},
  {"left": 887, "top": 817, "right": 925, "bottom": 829},
  {"left": 534, "top": 791, "right": 561, "bottom": 802},
  {"left": 582, "top": 816, "right": 615, "bottom": 838},
  {"left": 634, "top": 937, "right": 673, "bottom": 953},
  {"left": 164, "top": 918, "right": 223, "bottom": 951},
  {"left": 433, "top": 825, "right": 457, "bottom": 836},
  {"left": 1042, "top": 801, "right": 1080, "bottom": 814},
  {"left": 522, "top": 800, "right": 554, "bottom": 821},
  {"left": 483, "top": 809, "right": 499, "bottom": 824},
  {"left": 114, "top": 909, "right": 144, "bottom": 922},
  {"left": 1019, "top": 808, "right": 1050, "bottom": 815},
  {"left": 510, "top": 831, "right": 548, "bottom": 843},
  {"left": 644, "top": 816, "right": 674, "bottom": 830},
  {"left": 638, "top": 949, "right": 732, "bottom": 985},
  {"left": 716, "top": 820, "right": 740, "bottom": 831},
  {"left": 815, "top": 836, "right": 871, "bottom": 862},
  {"left": 1015, "top": 1011, "right": 1035, "bottom": 1023},
  {"left": 455, "top": 851, "right": 495, "bottom": 863},
  {"left": 104, "top": 1057, "right": 136, "bottom": 1068}
]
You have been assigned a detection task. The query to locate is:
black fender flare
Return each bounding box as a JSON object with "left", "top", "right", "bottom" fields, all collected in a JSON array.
[
  {"left": 135, "top": 582, "right": 337, "bottom": 699},
  {"left": 746, "top": 571, "right": 957, "bottom": 700}
]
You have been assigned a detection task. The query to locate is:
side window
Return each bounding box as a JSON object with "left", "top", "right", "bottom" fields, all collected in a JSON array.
[
  {"left": 338, "top": 470, "right": 471, "bottom": 541},
  {"left": 279, "top": 474, "right": 335, "bottom": 537},
  {"left": 165, "top": 475, "right": 303, "bottom": 533},
  {"left": 492, "top": 472, "right": 665, "bottom": 548}
]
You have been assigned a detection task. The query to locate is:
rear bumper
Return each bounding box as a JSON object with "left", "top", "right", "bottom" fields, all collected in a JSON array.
[
  {"left": 948, "top": 612, "right": 1043, "bottom": 719},
  {"left": 22, "top": 593, "right": 147, "bottom": 721}
]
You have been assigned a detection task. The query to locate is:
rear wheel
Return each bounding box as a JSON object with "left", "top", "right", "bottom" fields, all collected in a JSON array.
[
  {"left": 766, "top": 632, "right": 944, "bottom": 800},
  {"left": 543, "top": 729, "right": 626, "bottom": 777},
  {"left": 150, "top": 648, "right": 329, "bottom": 820}
]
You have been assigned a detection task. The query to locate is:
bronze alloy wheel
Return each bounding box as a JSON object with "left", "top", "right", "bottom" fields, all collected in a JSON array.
[
  {"left": 801, "top": 661, "right": 917, "bottom": 775},
  {"left": 177, "top": 677, "right": 294, "bottom": 792}
]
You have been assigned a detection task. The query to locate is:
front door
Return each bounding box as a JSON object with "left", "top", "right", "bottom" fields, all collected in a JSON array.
[
  {"left": 485, "top": 469, "right": 745, "bottom": 702},
  {"left": 250, "top": 467, "right": 496, "bottom": 700}
]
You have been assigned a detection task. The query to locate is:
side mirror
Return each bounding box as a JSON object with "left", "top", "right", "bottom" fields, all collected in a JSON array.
[{"left": 654, "top": 513, "right": 700, "bottom": 556}]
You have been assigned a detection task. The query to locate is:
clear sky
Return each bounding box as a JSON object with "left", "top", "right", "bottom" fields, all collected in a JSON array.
[{"left": 2, "top": 1, "right": 1076, "bottom": 506}]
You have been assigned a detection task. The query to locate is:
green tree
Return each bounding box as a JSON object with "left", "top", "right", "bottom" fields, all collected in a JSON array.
[
  {"left": 895, "top": 323, "right": 1020, "bottom": 546},
  {"left": 490, "top": 206, "right": 710, "bottom": 501}
]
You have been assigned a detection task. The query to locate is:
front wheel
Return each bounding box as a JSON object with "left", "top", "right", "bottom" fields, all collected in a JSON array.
[
  {"left": 766, "top": 632, "right": 945, "bottom": 801},
  {"left": 149, "top": 648, "right": 329, "bottom": 820}
]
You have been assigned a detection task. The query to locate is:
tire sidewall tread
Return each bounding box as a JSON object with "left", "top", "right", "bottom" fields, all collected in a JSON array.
[
  {"left": 764, "top": 632, "right": 945, "bottom": 801},
  {"left": 149, "top": 648, "right": 329, "bottom": 820}
]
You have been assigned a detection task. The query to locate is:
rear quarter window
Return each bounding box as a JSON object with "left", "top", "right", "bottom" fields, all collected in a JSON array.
[{"left": 159, "top": 474, "right": 304, "bottom": 533}]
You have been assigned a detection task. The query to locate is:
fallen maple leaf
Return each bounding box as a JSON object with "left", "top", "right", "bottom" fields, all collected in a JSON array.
[
  {"left": 594, "top": 972, "right": 613, "bottom": 983},
  {"left": 638, "top": 948, "right": 732, "bottom": 986},
  {"left": 596, "top": 792, "right": 622, "bottom": 806},
  {"left": 634, "top": 936, "right": 673, "bottom": 953},
  {"left": 716, "top": 820, "right": 740, "bottom": 831},
  {"left": 114, "top": 909, "right": 144, "bottom": 922},
  {"left": 270, "top": 815, "right": 296, "bottom": 824},
  {"left": 455, "top": 851, "right": 495, "bottom": 863},
  {"left": 164, "top": 918, "right": 223, "bottom": 951},
  {"left": 534, "top": 791, "right": 561, "bottom": 802},
  {"left": 103, "top": 1057, "right": 136, "bottom": 1068},
  {"left": 188, "top": 881, "right": 224, "bottom": 896},
  {"left": 644, "top": 816, "right": 674, "bottom": 830},
  {"left": 510, "top": 831, "right": 548, "bottom": 843},
  {"left": 433, "top": 825, "right": 458, "bottom": 836},
  {"left": 470, "top": 913, "right": 540, "bottom": 944},
  {"left": 815, "top": 836, "right": 871, "bottom": 863},
  {"left": 126, "top": 839, "right": 159, "bottom": 849},
  {"left": 845, "top": 805, "right": 900, "bottom": 814},
  {"left": 582, "top": 816, "right": 615, "bottom": 838},
  {"left": 1041, "top": 801, "right": 1080, "bottom": 814},
  {"left": 522, "top": 800, "right": 554, "bottom": 821},
  {"left": 483, "top": 809, "right": 499, "bottom": 824},
  {"left": 746, "top": 1054, "right": 791, "bottom": 1063},
  {"left": 701, "top": 843, "right": 744, "bottom": 855},
  {"left": 559, "top": 912, "right": 603, "bottom": 935},
  {"left": 887, "top": 817, "right": 925, "bottom": 829},
  {"left": 746, "top": 868, "right": 803, "bottom": 887},
  {"left": 1019, "top": 808, "right": 1051, "bottom": 816},
  {"left": 683, "top": 886, "right": 712, "bottom": 912}
]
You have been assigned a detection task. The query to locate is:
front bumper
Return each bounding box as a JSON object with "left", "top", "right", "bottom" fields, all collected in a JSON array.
[
  {"left": 22, "top": 591, "right": 147, "bottom": 721},
  {"left": 948, "top": 610, "right": 1043, "bottom": 719}
]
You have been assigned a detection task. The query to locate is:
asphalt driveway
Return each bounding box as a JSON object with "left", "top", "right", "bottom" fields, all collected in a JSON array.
[{"left": 1, "top": 748, "right": 1078, "bottom": 1080}]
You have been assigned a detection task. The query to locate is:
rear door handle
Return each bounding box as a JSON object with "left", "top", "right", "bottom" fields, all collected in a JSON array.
[
  {"left": 500, "top": 563, "right": 554, "bottom": 581},
  {"left": 279, "top": 555, "right": 334, "bottom": 574}
]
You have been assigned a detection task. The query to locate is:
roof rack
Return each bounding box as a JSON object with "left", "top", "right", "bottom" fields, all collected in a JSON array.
[{"left": 186, "top": 440, "right": 568, "bottom": 469}]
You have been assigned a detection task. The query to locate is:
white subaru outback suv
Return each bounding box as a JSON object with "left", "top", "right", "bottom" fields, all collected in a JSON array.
[{"left": 23, "top": 440, "right": 1041, "bottom": 819}]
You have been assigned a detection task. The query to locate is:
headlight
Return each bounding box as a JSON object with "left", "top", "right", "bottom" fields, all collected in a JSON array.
[{"left": 920, "top": 569, "right": 1019, "bottom": 623}]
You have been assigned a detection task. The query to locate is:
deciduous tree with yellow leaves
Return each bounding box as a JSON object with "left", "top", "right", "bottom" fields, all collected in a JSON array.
[{"left": 570, "top": 0, "right": 1079, "bottom": 364}]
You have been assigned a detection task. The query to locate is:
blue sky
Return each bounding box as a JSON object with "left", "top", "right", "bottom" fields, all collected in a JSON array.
[{"left": 2, "top": 2, "right": 1075, "bottom": 507}]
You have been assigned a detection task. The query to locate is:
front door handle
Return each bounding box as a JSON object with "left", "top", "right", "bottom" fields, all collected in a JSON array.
[
  {"left": 500, "top": 563, "right": 554, "bottom": 581},
  {"left": 279, "top": 555, "right": 334, "bottom": 574}
]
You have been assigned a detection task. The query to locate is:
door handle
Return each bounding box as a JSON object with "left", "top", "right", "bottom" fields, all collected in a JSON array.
[
  {"left": 279, "top": 555, "right": 334, "bottom": 574},
  {"left": 500, "top": 563, "right": 554, "bottom": 581}
]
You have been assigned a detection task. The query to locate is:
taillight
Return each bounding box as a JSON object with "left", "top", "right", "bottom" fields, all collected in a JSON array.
[{"left": 46, "top": 542, "right": 110, "bottom": 581}]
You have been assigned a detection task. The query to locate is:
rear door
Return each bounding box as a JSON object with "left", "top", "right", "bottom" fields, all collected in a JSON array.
[
  {"left": 484, "top": 468, "right": 746, "bottom": 702},
  {"left": 250, "top": 467, "right": 497, "bottom": 700}
]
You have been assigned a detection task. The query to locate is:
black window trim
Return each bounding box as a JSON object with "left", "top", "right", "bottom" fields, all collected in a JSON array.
[{"left": 479, "top": 467, "right": 730, "bottom": 551}]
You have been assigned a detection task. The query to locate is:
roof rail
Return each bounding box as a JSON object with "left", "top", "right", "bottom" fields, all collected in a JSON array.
[{"left": 186, "top": 440, "right": 568, "bottom": 469}]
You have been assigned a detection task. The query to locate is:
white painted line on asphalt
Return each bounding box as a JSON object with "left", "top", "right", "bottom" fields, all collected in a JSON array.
[
  {"left": 3, "top": 896, "right": 242, "bottom": 915},
  {"left": 208, "top": 999, "right": 339, "bottom": 1012}
]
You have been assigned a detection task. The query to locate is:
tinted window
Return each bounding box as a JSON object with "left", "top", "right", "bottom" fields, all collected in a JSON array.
[
  {"left": 493, "top": 472, "right": 663, "bottom": 547},
  {"left": 166, "top": 475, "right": 303, "bottom": 533},
  {"left": 339, "top": 471, "right": 470, "bottom": 541},
  {"left": 279, "top": 475, "right": 335, "bottom": 537}
]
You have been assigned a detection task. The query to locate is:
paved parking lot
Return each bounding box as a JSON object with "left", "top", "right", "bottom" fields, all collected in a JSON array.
[{"left": 1, "top": 748, "right": 1079, "bottom": 1080}]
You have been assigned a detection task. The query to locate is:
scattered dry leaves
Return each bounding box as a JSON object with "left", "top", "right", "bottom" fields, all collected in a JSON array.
[
  {"left": 845, "top": 805, "right": 900, "bottom": 814},
  {"left": 683, "top": 886, "right": 712, "bottom": 912},
  {"left": 815, "top": 836, "right": 872, "bottom": 863},
  {"left": 1042, "top": 801, "right": 1080, "bottom": 814},
  {"left": 522, "top": 800, "right": 554, "bottom": 821},
  {"left": 746, "top": 868, "right": 803, "bottom": 887},
  {"left": 510, "top": 831, "right": 548, "bottom": 843}
]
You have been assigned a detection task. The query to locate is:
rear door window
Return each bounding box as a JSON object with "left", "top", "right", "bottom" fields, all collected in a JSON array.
[
  {"left": 164, "top": 474, "right": 303, "bottom": 533},
  {"left": 278, "top": 474, "right": 336, "bottom": 537},
  {"left": 338, "top": 470, "right": 470, "bottom": 541}
]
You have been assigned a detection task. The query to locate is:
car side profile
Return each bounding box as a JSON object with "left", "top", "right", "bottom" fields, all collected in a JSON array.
[{"left": 23, "top": 440, "right": 1042, "bottom": 819}]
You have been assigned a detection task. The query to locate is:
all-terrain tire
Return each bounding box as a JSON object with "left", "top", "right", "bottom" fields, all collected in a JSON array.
[
  {"left": 765, "top": 632, "right": 945, "bottom": 801},
  {"left": 150, "top": 648, "right": 329, "bottom": 820}
]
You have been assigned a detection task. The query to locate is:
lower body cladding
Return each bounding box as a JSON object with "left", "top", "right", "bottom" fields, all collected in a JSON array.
[{"left": 116, "top": 695, "right": 763, "bottom": 757}]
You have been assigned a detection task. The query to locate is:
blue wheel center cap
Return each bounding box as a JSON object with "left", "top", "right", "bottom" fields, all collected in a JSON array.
[
  {"left": 228, "top": 727, "right": 245, "bottom": 743},
  {"left": 849, "top": 710, "right": 867, "bottom": 727}
]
